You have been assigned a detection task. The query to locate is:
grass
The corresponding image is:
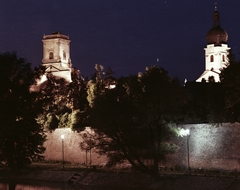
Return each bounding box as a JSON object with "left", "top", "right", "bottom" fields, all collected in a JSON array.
[{"left": 1, "top": 160, "right": 239, "bottom": 179}]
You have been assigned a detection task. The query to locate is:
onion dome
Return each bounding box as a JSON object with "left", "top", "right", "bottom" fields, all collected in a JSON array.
[{"left": 206, "top": 9, "right": 228, "bottom": 46}]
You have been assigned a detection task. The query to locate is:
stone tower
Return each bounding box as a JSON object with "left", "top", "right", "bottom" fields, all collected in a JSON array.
[
  {"left": 42, "top": 32, "right": 72, "bottom": 82},
  {"left": 196, "top": 7, "right": 230, "bottom": 82},
  {"left": 31, "top": 32, "right": 73, "bottom": 91}
]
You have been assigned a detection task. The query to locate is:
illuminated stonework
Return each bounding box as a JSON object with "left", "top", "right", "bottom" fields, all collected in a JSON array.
[
  {"left": 196, "top": 8, "right": 230, "bottom": 82},
  {"left": 31, "top": 32, "right": 73, "bottom": 91},
  {"left": 42, "top": 32, "right": 72, "bottom": 82}
]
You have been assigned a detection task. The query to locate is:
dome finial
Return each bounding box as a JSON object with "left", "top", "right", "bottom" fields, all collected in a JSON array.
[
  {"left": 212, "top": 3, "right": 220, "bottom": 27},
  {"left": 206, "top": 4, "right": 228, "bottom": 46}
]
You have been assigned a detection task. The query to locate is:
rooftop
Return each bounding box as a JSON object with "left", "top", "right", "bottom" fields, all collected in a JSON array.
[{"left": 43, "top": 32, "right": 69, "bottom": 40}]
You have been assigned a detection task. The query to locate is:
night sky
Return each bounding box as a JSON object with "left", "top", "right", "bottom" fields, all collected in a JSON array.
[{"left": 1, "top": 0, "right": 240, "bottom": 82}]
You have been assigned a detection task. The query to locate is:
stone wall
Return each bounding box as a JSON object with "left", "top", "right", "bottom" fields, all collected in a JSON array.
[
  {"left": 44, "top": 123, "right": 240, "bottom": 171},
  {"left": 166, "top": 123, "right": 240, "bottom": 171},
  {"left": 43, "top": 128, "right": 107, "bottom": 166}
]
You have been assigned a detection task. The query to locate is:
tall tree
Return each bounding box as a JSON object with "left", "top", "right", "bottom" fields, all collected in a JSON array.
[
  {"left": 220, "top": 50, "right": 240, "bottom": 121},
  {"left": 0, "top": 52, "right": 46, "bottom": 168},
  {"left": 85, "top": 65, "right": 188, "bottom": 176},
  {"left": 35, "top": 68, "right": 88, "bottom": 131}
]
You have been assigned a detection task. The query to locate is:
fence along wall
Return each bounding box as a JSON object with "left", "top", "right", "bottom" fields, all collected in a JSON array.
[{"left": 43, "top": 123, "right": 240, "bottom": 170}]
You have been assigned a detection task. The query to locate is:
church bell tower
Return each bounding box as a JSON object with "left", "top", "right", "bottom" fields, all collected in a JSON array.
[
  {"left": 196, "top": 6, "right": 230, "bottom": 82},
  {"left": 42, "top": 32, "right": 72, "bottom": 82}
]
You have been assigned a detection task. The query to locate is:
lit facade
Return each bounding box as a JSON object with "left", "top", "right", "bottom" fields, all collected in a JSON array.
[
  {"left": 42, "top": 32, "right": 72, "bottom": 82},
  {"left": 31, "top": 32, "right": 73, "bottom": 91},
  {"left": 196, "top": 8, "right": 230, "bottom": 82}
]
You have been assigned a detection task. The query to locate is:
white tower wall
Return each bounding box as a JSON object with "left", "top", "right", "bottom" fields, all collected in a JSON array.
[
  {"left": 196, "top": 44, "right": 230, "bottom": 83},
  {"left": 204, "top": 44, "right": 229, "bottom": 71}
]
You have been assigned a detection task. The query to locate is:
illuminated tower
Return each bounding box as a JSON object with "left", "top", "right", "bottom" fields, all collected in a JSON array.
[
  {"left": 42, "top": 32, "right": 72, "bottom": 82},
  {"left": 30, "top": 32, "right": 73, "bottom": 91},
  {"left": 196, "top": 6, "right": 230, "bottom": 82}
]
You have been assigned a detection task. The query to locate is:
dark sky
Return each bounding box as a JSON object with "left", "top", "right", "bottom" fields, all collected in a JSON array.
[{"left": 1, "top": 0, "right": 240, "bottom": 82}]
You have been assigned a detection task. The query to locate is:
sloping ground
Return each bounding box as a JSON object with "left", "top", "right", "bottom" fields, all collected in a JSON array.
[
  {"left": 77, "top": 172, "right": 240, "bottom": 189},
  {"left": 2, "top": 169, "right": 240, "bottom": 189},
  {"left": 17, "top": 170, "right": 76, "bottom": 182},
  {"left": 78, "top": 171, "right": 155, "bottom": 188},
  {"left": 149, "top": 175, "right": 236, "bottom": 190}
]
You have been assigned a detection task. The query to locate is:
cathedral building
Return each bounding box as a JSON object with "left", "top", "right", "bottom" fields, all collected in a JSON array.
[{"left": 196, "top": 7, "right": 230, "bottom": 82}]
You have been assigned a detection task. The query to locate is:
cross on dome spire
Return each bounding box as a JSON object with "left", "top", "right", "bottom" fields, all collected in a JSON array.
[{"left": 214, "top": 2, "right": 217, "bottom": 11}]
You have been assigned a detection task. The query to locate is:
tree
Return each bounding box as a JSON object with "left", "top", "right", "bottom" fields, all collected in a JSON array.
[
  {"left": 0, "top": 52, "right": 46, "bottom": 168},
  {"left": 220, "top": 50, "right": 240, "bottom": 121},
  {"left": 183, "top": 82, "right": 225, "bottom": 123},
  {"left": 79, "top": 127, "right": 97, "bottom": 165},
  {"left": 86, "top": 65, "right": 188, "bottom": 176},
  {"left": 35, "top": 68, "right": 88, "bottom": 131},
  {"left": 87, "top": 64, "right": 116, "bottom": 108}
]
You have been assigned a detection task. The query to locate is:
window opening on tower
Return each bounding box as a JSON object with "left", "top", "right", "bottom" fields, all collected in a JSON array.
[
  {"left": 49, "top": 52, "right": 54, "bottom": 60},
  {"left": 210, "top": 55, "right": 214, "bottom": 62}
]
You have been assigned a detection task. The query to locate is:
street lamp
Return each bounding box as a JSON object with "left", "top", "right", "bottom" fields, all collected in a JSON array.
[
  {"left": 185, "top": 129, "right": 190, "bottom": 173},
  {"left": 61, "top": 134, "right": 65, "bottom": 169}
]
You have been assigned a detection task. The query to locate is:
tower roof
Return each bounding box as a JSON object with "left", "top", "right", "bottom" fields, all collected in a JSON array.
[
  {"left": 43, "top": 32, "right": 69, "bottom": 40},
  {"left": 206, "top": 9, "right": 228, "bottom": 46}
]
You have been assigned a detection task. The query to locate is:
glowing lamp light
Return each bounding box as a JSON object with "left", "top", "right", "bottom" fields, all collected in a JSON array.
[
  {"left": 109, "top": 84, "right": 116, "bottom": 89},
  {"left": 61, "top": 134, "right": 64, "bottom": 139},
  {"left": 179, "top": 128, "right": 190, "bottom": 137}
]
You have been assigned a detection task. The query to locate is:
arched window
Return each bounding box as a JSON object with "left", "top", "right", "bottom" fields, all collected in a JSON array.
[
  {"left": 49, "top": 52, "right": 54, "bottom": 59},
  {"left": 210, "top": 55, "right": 214, "bottom": 62},
  {"left": 63, "top": 52, "right": 66, "bottom": 60},
  {"left": 222, "top": 55, "right": 225, "bottom": 62}
]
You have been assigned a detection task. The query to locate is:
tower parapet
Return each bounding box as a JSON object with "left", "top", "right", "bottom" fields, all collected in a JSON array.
[{"left": 43, "top": 32, "right": 70, "bottom": 40}]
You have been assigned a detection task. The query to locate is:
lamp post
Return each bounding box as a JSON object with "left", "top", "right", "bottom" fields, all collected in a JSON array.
[
  {"left": 185, "top": 129, "right": 190, "bottom": 173},
  {"left": 61, "top": 134, "right": 65, "bottom": 169}
]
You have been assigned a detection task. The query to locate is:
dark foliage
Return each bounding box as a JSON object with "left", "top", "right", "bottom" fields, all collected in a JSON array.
[
  {"left": 181, "top": 50, "right": 240, "bottom": 123},
  {"left": 85, "top": 65, "right": 188, "bottom": 176},
  {"left": 183, "top": 82, "right": 226, "bottom": 123},
  {"left": 35, "top": 67, "right": 88, "bottom": 131},
  {"left": 220, "top": 50, "right": 240, "bottom": 121},
  {"left": 0, "top": 52, "right": 46, "bottom": 168}
]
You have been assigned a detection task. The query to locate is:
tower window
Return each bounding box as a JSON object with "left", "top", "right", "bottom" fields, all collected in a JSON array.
[
  {"left": 49, "top": 52, "right": 54, "bottom": 59},
  {"left": 63, "top": 52, "right": 66, "bottom": 60},
  {"left": 222, "top": 55, "right": 225, "bottom": 62},
  {"left": 210, "top": 55, "right": 214, "bottom": 62}
]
